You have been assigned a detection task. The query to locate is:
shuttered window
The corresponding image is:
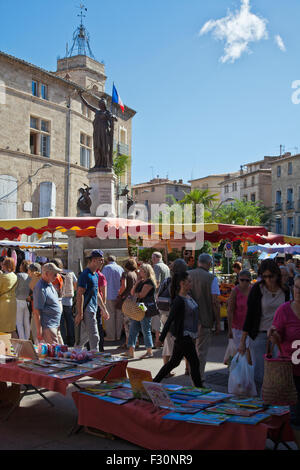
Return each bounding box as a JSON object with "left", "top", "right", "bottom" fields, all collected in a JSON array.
[
  {"left": 0, "top": 175, "right": 17, "bottom": 219},
  {"left": 39, "top": 182, "right": 56, "bottom": 217}
]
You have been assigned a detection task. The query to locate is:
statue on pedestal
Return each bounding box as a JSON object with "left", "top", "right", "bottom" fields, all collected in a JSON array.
[
  {"left": 78, "top": 90, "right": 117, "bottom": 170},
  {"left": 77, "top": 184, "right": 92, "bottom": 214}
]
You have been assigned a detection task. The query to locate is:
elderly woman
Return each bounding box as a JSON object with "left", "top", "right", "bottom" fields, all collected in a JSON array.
[
  {"left": 269, "top": 274, "right": 300, "bottom": 449},
  {"left": 125, "top": 263, "right": 157, "bottom": 359},
  {"left": 238, "top": 259, "right": 290, "bottom": 395},
  {"left": 0, "top": 258, "right": 18, "bottom": 335}
]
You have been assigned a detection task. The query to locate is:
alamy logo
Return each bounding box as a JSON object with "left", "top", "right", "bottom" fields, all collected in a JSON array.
[
  {"left": 291, "top": 340, "right": 300, "bottom": 365},
  {"left": 95, "top": 201, "right": 205, "bottom": 250}
]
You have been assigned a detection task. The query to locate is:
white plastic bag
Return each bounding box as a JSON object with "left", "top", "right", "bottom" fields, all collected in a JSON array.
[
  {"left": 223, "top": 339, "right": 237, "bottom": 365},
  {"left": 228, "top": 353, "right": 257, "bottom": 396}
]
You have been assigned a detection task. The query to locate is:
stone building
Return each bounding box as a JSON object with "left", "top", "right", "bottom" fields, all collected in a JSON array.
[
  {"left": 219, "top": 156, "right": 276, "bottom": 207},
  {"left": 0, "top": 21, "right": 135, "bottom": 220},
  {"left": 271, "top": 152, "right": 300, "bottom": 236},
  {"left": 189, "top": 173, "right": 238, "bottom": 201},
  {"left": 132, "top": 177, "right": 191, "bottom": 215}
]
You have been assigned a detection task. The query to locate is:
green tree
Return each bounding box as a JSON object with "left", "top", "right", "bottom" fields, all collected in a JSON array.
[
  {"left": 113, "top": 152, "right": 129, "bottom": 179},
  {"left": 213, "top": 199, "right": 272, "bottom": 227},
  {"left": 166, "top": 189, "right": 218, "bottom": 223}
]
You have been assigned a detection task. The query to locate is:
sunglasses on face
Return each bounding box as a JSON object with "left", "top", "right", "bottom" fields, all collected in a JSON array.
[
  {"left": 263, "top": 274, "right": 275, "bottom": 279},
  {"left": 239, "top": 278, "right": 250, "bottom": 283}
]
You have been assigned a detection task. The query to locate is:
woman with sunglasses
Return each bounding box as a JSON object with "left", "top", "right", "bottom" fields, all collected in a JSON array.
[
  {"left": 227, "top": 270, "right": 252, "bottom": 352},
  {"left": 238, "top": 259, "right": 290, "bottom": 395}
]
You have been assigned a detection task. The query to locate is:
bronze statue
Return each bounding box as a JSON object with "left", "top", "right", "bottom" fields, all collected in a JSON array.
[
  {"left": 77, "top": 184, "right": 92, "bottom": 214},
  {"left": 78, "top": 90, "right": 117, "bottom": 170}
]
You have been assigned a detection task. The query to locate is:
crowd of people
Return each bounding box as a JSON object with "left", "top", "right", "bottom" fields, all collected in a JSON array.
[{"left": 0, "top": 248, "right": 300, "bottom": 446}]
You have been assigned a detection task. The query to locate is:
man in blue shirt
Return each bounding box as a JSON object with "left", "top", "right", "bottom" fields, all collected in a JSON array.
[
  {"left": 75, "top": 250, "right": 109, "bottom": 350},
  {"left": 33, "top": 263, "right": 64, "bottom": 344},
  {"left": 101, "top": 255, "right": 124, "bottom": 341}
]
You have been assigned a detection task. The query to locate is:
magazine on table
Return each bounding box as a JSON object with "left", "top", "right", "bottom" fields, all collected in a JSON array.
[
  {"left": 127, "top": 367, "right": 153, "bottom": 399},
  {"left": 225, "top": 413, "right": 270, "bottom": 424},
  {"left": 142, "top": 381, "right": 175, "bottom": 409},
  {"left": 206, "top": 403, "right": 265, "bottom": 417}
]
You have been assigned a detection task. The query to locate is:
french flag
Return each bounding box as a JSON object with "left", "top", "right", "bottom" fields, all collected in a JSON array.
[{"left": 112, "top": 83, "right": 124, "bottom": 113}]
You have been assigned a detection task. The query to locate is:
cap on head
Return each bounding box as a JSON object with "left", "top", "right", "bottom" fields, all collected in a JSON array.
[
  {"left": 42, "top": 262, "right": 63, "bottom": 274},
  {"left": 87, "top": 249, "right": 104, "bottom": 260}
]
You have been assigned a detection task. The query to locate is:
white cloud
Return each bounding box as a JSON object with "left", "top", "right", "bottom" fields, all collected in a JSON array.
[
  {"left": 199, "top": 0, "right": 269, "bottom": 63},
  {"left": 275, "top": 34, "right": 286, "bottom": 52}
]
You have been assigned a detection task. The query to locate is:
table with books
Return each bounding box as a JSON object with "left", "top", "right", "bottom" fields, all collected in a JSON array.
[
  {"left": 71, "top": 372, "right": 294, "bottom": 450},
  {"left": 0, "top": 351, "right": 127, "bottom": 420}
]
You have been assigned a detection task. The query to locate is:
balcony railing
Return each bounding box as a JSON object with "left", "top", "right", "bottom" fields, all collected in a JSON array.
[
  {"left": 113, "top": 141, "right": 129, "bottom": 155},
  {"left": 274, "top": 202, "right": 282, "bottom": 211},
  {"left": 286, "top": 201, "right": 294, "bottom": 210}
]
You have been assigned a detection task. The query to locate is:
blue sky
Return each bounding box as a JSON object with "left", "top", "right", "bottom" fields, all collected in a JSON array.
[{"left": 2, "top": 0, "right": 300, "bottom": 186}]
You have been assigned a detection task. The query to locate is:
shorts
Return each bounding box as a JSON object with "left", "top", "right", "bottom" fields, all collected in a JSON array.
[{"left": 290, "top": 376, "right": 300, "bottom": 430}]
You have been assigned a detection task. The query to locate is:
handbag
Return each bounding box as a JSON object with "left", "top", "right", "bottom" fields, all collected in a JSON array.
[
  {"left": 144, "top": 298, "right": 160, "bottom": 318},
  {"left": 122, "top": 297, "right": 145, "bottom": 321},
  {"left": 262, "top": 339, "right": 298, "bottom": 406},
  {"left": 157, "top": 278, "right": 171, "bottom": 311}
]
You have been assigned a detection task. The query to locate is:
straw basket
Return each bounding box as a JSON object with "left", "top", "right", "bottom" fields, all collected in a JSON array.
[
  {"left": 262, "top": 341, "right": 298, "bottom": 406},
  {"left": 122, "top": 298, "right": 145, "bottom": 321}
]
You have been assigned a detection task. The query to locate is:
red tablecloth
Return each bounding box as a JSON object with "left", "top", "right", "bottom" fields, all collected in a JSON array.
[
  {"left": 72, "top": 392, "right": 291, "bottom": 450},
  {"left": 0, "top": 361, "right": 127, "bottom": 396}
]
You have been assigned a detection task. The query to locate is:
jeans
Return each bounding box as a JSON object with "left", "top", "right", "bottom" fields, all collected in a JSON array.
[
  {"left": 79, "top": 310, "right": 99, "bottom": 351},
  {"left": 128, "top": 316, "right": 153, "bottom": 349},
  {"left": 154, "top": 336, "right": 202, "bottom": 387},
  {"left": 60, "top": 305, "right": 75, "bottom": 346}
]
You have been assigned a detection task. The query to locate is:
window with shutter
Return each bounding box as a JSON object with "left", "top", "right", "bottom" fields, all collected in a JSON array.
[
  {"left": 0, "top": 175, "right": 17, "bottom": 219},
  {"left": 39, "top": 182, "right": 56, "bottom": 217}
]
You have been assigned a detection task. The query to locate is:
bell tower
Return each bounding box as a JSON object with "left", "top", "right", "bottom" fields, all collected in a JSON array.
[{"left": 54, "top": 4, "right": 107, "bottom": 94}]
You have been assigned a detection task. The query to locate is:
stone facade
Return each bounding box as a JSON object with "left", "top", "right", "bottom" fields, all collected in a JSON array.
[
  {"left": 132, "top": 178, "right": 191, "bottom": 209},
  {"left": 0, "top": 51, "right": 135, "bottom": 219},
  {"left": 271, "top": 153, "right": 300, "bottom": 236},
  {"left": 190, "top": 173, "right": 238, "bottom": 201},
  {"left": 219, "top": 157, "right": 276, "bottom": 207}
]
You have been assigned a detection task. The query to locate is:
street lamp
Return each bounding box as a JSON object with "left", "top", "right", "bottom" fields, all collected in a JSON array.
[{"left": 0, "top": 163, "right": 53, "bottom": 201}]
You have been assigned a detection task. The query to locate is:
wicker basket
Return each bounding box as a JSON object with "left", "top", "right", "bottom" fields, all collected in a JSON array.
[
  {"left": 122, "top": 298, "right": 145, "bottom": 321},
  {"left": 262, "top": 341, "right": 298, "bottom": 406}
]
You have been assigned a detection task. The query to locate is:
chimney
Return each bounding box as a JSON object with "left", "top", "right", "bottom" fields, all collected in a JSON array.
[{"left": 240, "top": 165, "right": 244, "bottom": 175}]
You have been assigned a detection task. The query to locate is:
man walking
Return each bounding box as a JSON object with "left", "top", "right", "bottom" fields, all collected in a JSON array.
[
  {"left": 75, "top": 250, "right": 109, "bottom": 350},
  {"left": 151, "top": 252, "right": 170, "bottom": 348},
  {"left": 33, "top": 263, "right": 64, "bottom": 344},
  {"left": 189, "top": 253, "right": 221, "bottom": 383},
  {"left": 101, "top": 255, "right": 124, "bottom": 341}
]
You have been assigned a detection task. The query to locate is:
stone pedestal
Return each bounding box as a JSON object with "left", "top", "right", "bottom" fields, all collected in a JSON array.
[{"left": 87, "top": 169, "right": 117, "bottom": 217}]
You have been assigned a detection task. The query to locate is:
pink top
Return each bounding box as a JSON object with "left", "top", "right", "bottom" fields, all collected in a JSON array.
[
  {"left": 232, "top": 286, "right": 248, "bottom": 330},
  {"left": 272, "top": 301, "right": 300, "bottom": 376}
]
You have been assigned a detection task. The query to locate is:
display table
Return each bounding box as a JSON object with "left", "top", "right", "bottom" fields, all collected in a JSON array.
[
  {"left": 0, "top": 360, "right": 127, "bottom": 396},
  {"left": 72, "top": 391, "right": 293, "bottom": 450}
]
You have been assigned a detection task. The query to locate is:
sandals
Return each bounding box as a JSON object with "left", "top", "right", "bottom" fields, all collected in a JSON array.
[
  {"left": 121, "top": 352, "right": 134, "bottom": 359},
  {"left": 140, "top": 352, "right": 154, "bottom": 359}
]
